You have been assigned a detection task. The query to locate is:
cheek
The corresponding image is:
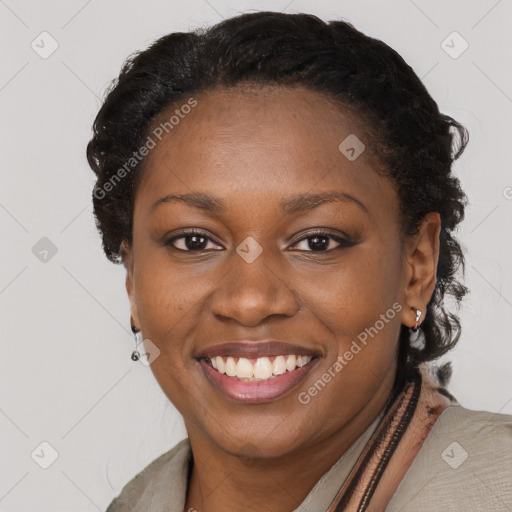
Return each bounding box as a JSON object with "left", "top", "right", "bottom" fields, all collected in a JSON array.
[
  {"left": 296, "top": 245, "right": 402, "bottom": 404},
  {"left": 299, "top": 243, "right": 403, "bottom": 337},
  {"left": 132, "top": 260, "right": 206, "bottom": 410},
  {"left": 133, "top": 254, "right": 218, "bottom": 357}
]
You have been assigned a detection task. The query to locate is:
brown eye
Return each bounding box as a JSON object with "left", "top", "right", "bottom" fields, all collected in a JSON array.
[
  {"left": 165, "top": 230, "right": 223, "bottom": 252},
  {"left": 290, "top": 230, "right": 352, "bottom": 252}
]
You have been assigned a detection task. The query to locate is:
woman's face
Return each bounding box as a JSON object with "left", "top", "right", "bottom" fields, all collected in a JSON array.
[{"left": 123, "top": 85, "right": 439, "bottom": 458}]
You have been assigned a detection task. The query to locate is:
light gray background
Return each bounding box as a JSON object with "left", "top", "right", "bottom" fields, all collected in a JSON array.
[{"left": 1, "top": 1, "right": 511, "bottom": 510}]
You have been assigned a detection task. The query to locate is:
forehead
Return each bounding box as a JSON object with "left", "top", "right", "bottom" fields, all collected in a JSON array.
[{"left": 135, "top": 85, "right": 397, "bottom": 220}]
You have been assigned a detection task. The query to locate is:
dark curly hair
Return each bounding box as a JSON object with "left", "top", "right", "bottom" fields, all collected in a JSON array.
[{"left": 86, "top": 11, "right": 469, "bottom": 371}]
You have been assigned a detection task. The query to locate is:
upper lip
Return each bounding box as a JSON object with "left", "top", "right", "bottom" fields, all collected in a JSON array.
[{"left": 196, "top": 340, "right": 320, "bottom": 360}]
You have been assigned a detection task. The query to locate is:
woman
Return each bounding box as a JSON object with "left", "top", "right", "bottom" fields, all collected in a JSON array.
[{"left": 87, "top": 11, "right": 512, "bottom": 512}]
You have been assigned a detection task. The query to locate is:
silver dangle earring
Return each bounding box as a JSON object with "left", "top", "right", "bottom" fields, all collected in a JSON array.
[
  {"left": 411, "top": 308, "right": 422, "bottom": 332},
  {"left": 130, "top": 324, "right": 142, "bottom": 361}
]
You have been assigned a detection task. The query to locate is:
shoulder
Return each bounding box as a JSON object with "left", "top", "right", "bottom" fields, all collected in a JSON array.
[
  {"left": 105, "top": 438, "right": 191, "bottom": 512},
  {"left": 437, "top": 401, "right": 512, "bottom": 428},
  {"left": 388, "top": 404, "right": 512, "bottom": 511},
  {"left": 433, "top": 403, "right": 512, "bottom": 467},
  {"left": 434, "top": 403, "right": 512, "bottom": 471}
]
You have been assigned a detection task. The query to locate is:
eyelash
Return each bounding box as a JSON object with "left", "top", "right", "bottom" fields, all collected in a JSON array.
[{"left": 164, "top": 229, "right": 352, "bottom": 253}]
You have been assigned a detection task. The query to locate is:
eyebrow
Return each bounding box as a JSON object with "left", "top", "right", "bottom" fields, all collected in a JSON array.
[{"left": 150, "top": 190, "right": 369, "bottom": 215}]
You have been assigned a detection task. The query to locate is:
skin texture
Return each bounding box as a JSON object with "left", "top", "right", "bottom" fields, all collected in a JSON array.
[{"left": 122, "top": 85, "right": 441, "bottom": 512}]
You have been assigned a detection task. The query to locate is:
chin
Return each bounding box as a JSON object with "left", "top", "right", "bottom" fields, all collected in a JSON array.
[{"left": 209, "top": 424, "right": 311, "bottom": 460}]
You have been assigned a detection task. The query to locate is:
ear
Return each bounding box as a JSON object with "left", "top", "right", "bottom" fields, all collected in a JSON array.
[
  {"left": 400, "top": 212, "right": 441, "bottom": 328},
  {"left": 120, "top": 240, "right": 140, "bottom": 330}
]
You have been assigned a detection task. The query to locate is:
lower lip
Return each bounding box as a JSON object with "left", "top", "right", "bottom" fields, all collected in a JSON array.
[{"left": 199, "top": 358, "right": 319, "bottom": 403}]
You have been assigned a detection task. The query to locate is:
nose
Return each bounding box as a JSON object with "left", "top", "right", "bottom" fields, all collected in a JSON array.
[{"left": 209, "top": 250, "right": 299, "bottom": 327}]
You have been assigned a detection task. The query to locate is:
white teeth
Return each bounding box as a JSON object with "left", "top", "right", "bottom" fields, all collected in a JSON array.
[
  {"left": 285, "top": 355, "right": 297, "bottom": 371},
  {"left": 254, "top": 357, "right": 273, "bottom": 379},
  {"left": 209, "top": 354, "right": 313, "bottom": 380},
  {"left": 215, "top": 356, "right": 225, "bottom": 374},
  {"left": 225, "top": 356, "right": 237, "bottom": 377},
  {"left": 272, "top": 355, "right": 287, "bottom": 375},
  {"left": 300, "top": 355, "right": 313, "bottom": 366},
  {"left": 297, "top": 355, "right": 309, "bottom": 367},
  {"left": 236, "top": 357, "right": 254, "bottom": 378}
]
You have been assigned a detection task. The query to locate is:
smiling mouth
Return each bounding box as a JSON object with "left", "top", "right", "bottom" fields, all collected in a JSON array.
[{"left": 204, "top": 354, "right": 315, "bottom": 381}]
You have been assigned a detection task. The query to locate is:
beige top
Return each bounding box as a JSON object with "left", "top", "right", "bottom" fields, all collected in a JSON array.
[{"left": 105, "top": 404, "right": 512, "bottom": 511}]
